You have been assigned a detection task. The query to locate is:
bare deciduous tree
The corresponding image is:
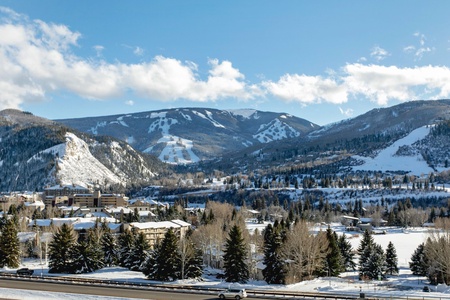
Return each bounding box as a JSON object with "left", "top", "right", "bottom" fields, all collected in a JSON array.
[{"left": 280, "top": 221, "right": 328, "bottom": 283}]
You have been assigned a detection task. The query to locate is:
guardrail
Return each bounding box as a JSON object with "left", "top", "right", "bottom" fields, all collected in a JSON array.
[{"left": 5, "top": 271, "right": 437, "bottom": 300}]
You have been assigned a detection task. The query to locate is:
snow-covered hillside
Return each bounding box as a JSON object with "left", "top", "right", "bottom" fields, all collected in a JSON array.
[
  {"left": 57, "top": 107, "right": 319, "bottom": 164},
  {"left": 352, "top": 126, "right": 436, "bottom": 175}
]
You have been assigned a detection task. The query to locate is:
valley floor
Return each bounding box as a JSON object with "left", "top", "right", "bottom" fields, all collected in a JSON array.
[{"left": 1, "top": 226, "right": 449, "bottom": 299}]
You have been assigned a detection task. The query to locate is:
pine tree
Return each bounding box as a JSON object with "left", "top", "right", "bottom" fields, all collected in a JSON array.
[
  {"left": 358, "top": 230, "right": 374, "bottom": 272},
  {"left": 324, "top": 228, "right": 344, "bottom": 276},
  {"left": 410, "top": 243, "right": 428, "bottom": 276},
  {"left": 185, "top": 247, "right": 204, "bottom": 279},
  {"left": 48, "top": 223, "right": 77, "bottom": 273},
  {"left": 262, "top": 223, "right": 286, "bottom": 284},
  {"left": 360, "top": 243, "right": 386, "bottom": 280},
  {"left": 117, "top": 229, "right": 135, "bottom": 269},
  {"left": 366, "top": 244, "right": 386, "bottom": 280},
  {"left": 70, "top": 230, "right": 104, "bottom": 274},
  {"left": 223, "top": 225, "right": 249, "bottom": 283},
  {"left": 142, "top": 228, "right": 181, "bottom": 281},
  {"left": 101, "top": 222, "right": 117, "bottom": 267},
  {"left": 128, "top": 232, "right": 151, "bottom": 271},
  {"left": 385, "top": 241, "right": 399, "bottom": 275},
  {"left": 141, "top": 242, "right": 161, "bottom": 279},
  {"left": 0, "top": 218, "right": 20, "bottom": 268},
  {"left": 337, "top": 234, "right": 356, "bottom": 271},
  {"left": 358, "top": 230, "right": 375, "bottom": 280}
]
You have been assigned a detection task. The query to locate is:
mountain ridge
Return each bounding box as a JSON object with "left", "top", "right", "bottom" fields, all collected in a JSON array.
[{"left": 56, "top": 107, "right": 320, "bottom": 164}]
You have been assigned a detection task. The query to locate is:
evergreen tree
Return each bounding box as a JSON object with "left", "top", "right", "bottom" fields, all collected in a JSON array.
[
  {"left": 409, "top": 243, "right": 428, "bottom": 276},
  {"left": 337, "top": 234, "right": 356, "bottom": 271},
  {"left": 360, "top": 242, "right": 386, "bottom": 280},
  {"left": 141, "top": 242, "right": 161, "bottom": 280},
  {"left": 70, "top": 229, "right": 104, "bottom": 274},
  {"left": 223, "top": 225, "right": 249, "bottom": 283},
  {"left": 185, "top": 247, "right": 204, "bottom": 279},
  {"left": 100, "top": 222, "right": 118, "bottom": 267},
  {"left": 324, "top": 228, "right": 344, "bottom": 276},
  {"left": 128, "top": 232, "right": 151, "bottom": 271},
  {"left": 262, "top": 223, "right": 286, "bottom": 284},
  {"left": 385, "top": 241, "right": 399, "bottom": 275},
  {"left": 117, "top": 229, "right": 135, "bottom": 269},
  {"left": 358, "top": 230, "right": 375, "bottom": 279},
  {"left": 0, "top": 218, "right": 20, "bottom": 268},
  {"left": 48, "top": 223, "right": 77, "bottom": 273},
  {"left": 142, "top": 228, "right": 181, "bottom": 281}
]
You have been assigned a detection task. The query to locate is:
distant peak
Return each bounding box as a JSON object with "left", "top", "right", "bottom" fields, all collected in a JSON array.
[
  {"left": 0, "top": 109, "right": 53, "bottom": 126},
  {"left": 226, "top": 109, "right": 257, "bottom": 119}
]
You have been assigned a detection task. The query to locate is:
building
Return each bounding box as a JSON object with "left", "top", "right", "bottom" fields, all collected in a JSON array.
[
  {"left": 127, "top": 219, "right": 191, "bottom": 248},
  {"left": 68, "top": 190, "right": 128, "bottom": 208},
  {"left": 43, "top": 184, "right": 91, "bottom": 207}
]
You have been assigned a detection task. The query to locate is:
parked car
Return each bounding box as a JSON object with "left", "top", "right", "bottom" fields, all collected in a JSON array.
[
  {"left": 423, "top": 285, "right": 430, "bottom": 292},
  {"left": 16, "top": 268, "right": 34, "bottom": 275},
  {"left": 218, "top": 288, "right": 247, "bottom": 299}
]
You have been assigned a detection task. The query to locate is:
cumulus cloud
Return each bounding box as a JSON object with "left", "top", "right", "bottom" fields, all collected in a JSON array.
[
  {"left": 263, "top": 64, "right": 450, "bottom": 107},
  {"left": 343, "top": 64, "right": 450, "bottom": 105},
  {"left": 0, "top": 8, "right": 255, "bottom": 110},
  {"left": 125, "top": 100, "right": 134, "bottom": 106},
  {"left": 1, "top": 7, "right": 450, "bottom": 112},
  {"left": 262, "top": 74, "right": 348, "bottom": 104}
]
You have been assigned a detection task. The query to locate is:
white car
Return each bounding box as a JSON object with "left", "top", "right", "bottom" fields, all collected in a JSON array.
[{"left": 218, "top": 288, "right": 247, "bottom": 299}]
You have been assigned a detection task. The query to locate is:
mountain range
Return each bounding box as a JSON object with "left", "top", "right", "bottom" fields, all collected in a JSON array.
[
  {"left": 1, "top": 99, "right": 450, "bottom": 192},
  {"left": 57, "top": 108, "right": 319, "bottom": 164}
]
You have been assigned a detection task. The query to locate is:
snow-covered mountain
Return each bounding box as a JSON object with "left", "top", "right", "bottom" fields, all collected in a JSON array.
[
  {"left": 0, "top": 109, "right": 163, "bottom": 191},
  {"left": 198, "top": 100, "right": 450, "bottom": 176},
  {"left": 57, "top": 108, "right": 319, "bottom": 164}
]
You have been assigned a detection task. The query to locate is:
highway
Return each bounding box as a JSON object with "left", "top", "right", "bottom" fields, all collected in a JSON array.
[
  {"left": 0, "top": 277, "right": 361, "bottom": 300},
  {"left": 0, "top": 278, "right": 220, "bottom": 300}
]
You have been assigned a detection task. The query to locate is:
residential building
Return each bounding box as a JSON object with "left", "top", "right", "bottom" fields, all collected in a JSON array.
[{"left": 127, "top": 219, "right": 191, "bottom": 248}]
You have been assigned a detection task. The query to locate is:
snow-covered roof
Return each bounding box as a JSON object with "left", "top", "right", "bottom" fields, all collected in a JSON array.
[
  {"left": 138, "top": 211, "right": 155, "bottom": 217},
  {"left": 105, "top": 207, "right": 132, "bottom": 214},
  {"left": 24, "top": 200, "right": 45, "bottom": 209},
  {"left": 130, "top": 219, "right": 190, "bottom": 230}
]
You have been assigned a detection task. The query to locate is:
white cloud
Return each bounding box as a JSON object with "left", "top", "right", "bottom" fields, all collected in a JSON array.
[
  {"left": 370, "top": 46, "right": 389, "bottom": 61},
  {"left": 405, "top": 32, "right": 434, "bottom": 60},
  {"left": 125, "top": 100, "right": 134, "bottom": 106},
  {"left": 262, "top": 74, "right": 348, "bottom": 104},
  {"left": 1, "top": 8, "right": 450, "bottom": 113},
  {"left": 0, "top": 8, "right": 256, "bottom": 110},
  {"left": 343, "top": 63, "right": 450, "bottom": 105},
  {"left": 264, "top": 64, "right": 450, "bottom": 107}
]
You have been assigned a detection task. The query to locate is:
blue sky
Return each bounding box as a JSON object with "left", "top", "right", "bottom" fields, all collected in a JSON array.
[{"left": 1, "top": 1, "right": 450, "bottom": 125}]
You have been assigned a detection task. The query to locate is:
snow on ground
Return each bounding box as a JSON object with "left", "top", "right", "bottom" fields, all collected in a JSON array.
[
  {"left": 0, "top": 288, "right": 138, "bottom": 300},
  {"left": 1, "top": 225, "right": 448, "bottom": 299},
  {"left": 352, "top": 125, "right": 434, "bottom": 175},
  {"left": 144, "top": 113, "right": 200, "bottom": 164},
  {"left": 56, "top": 132, "right": 123, "bottom": 186},
  {"left": 253, "top": 119, "right": 300, "bottom": 143},
  {"left": 192, "top": 110, "right": 226, "bottom": 128}
]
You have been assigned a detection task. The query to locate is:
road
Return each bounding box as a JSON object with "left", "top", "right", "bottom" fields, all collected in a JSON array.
[
  {"left": 0, "top": 278, "right": 221, "bottom": 300},
  {"left": 0, "top": 277, "right": 352, "bottom": 300}
]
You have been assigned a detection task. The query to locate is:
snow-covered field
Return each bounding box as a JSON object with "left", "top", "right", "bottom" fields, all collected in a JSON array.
[{"left": 1, "top": 224, "right": 448, "bottom": 299}]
